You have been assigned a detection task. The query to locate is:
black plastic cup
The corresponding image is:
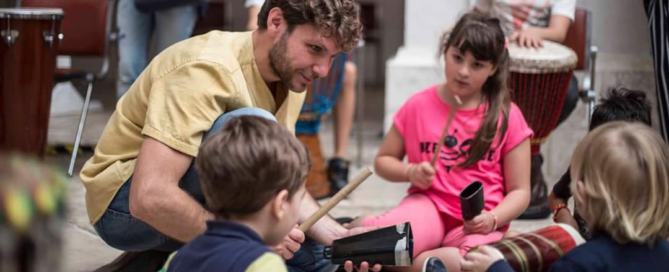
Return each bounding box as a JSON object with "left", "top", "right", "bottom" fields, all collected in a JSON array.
[{"left": 460, "top": 181, "right": 484, "bottom": 221}]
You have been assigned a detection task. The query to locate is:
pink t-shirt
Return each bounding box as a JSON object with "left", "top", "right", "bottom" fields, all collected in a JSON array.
[{"left": 393, "top": 85, "right": 533, "bottom": 221}]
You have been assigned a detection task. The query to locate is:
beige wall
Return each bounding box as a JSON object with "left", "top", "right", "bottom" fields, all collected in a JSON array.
[{"left": 577, "top": 0, "right": 651, "bottom": 56}]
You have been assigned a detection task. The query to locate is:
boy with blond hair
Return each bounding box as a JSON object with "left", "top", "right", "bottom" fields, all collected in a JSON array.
[{"left": 462, "top": 122, "right": 669, "bottom": 271}]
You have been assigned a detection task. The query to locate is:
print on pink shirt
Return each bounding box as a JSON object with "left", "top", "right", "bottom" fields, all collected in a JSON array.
[{"left": 419, "top": 128, "right": 497, "bottom": 173}]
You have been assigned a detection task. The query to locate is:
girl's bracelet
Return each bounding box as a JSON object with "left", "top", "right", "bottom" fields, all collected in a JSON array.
[{"left": 405, "top": 164, "right": 415, "bottom": 180}]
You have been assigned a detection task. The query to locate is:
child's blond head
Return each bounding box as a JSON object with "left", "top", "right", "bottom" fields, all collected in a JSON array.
[{"left": 571, "top": 121, "right": 669, "bottom": 245}]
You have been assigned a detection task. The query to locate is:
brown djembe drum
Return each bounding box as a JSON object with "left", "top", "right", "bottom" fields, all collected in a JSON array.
[
  {"left": 507, "top": 41, "right": 577, "bottom": 156},
  {"left": 0, "top": 8, "right": 63, "bottom": 158}
]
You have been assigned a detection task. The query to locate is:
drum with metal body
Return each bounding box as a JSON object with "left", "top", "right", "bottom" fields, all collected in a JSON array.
[
  {"left": 485, "top": 224, "right": 585, "bottom": 272},
  {"left": 507, "top": 41, "right": 577, "bottom": 155},
  {"left": 0, "top": 8, "right": 63, "bottom": 157},
  {"left": 325, "top": 222, "right": 414, "bottom": 267}
]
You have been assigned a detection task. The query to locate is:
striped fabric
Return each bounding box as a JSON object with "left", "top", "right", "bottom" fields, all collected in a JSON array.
[
  {"left": 295, "top": 53, "right": 349, "bottom": 135},
  {"left": 645, "top": 0, "right": 669, "bottom": 142}
]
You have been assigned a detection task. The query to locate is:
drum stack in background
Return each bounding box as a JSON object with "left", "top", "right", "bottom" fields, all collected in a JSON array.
[
  {"left": 507, "top": 41, "right": 577, "bottom": 156},
  {"left": 0, "top": 8, "right": 63, "bottom": 158}
]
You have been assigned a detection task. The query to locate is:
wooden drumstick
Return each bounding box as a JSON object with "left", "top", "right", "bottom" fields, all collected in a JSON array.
[
  {"left": 298, "top": 167, "right": 373, "bottom": 232},
  {"left": 430, "top": 95, "right": 463, "bottom": 168}
]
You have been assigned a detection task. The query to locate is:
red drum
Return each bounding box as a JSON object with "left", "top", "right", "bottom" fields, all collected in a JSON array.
[
  {"left": 507, "top": 41, "right": 577, "bottom": 155},
  {"left": 485, "top": 224, "right": 585, "bottom": 272},
  {"left": 0, "top": 8, "right": 63, "bottom": 157}
]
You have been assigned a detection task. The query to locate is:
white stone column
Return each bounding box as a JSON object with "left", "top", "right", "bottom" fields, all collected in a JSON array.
[{"left": 384, "top": 0, "right": 472, "bottom": 132}]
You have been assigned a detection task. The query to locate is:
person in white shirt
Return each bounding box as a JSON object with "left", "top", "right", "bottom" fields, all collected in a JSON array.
[{"left": 475, "top": 0, "right": 575, "bottom": 47}]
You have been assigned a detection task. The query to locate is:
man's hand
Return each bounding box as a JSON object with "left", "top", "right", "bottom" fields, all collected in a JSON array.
[
  {"left": 336, "top": 226, "right": 383, "bottom": 272},
  {"left": 461, "top": 246, "right": 504, "bottom": 272},
  {"left": 343, "top": 261, "right": 383, "bottom": 272},
  {"left": 510, "top": 28, "right": 544, "bottom": 48},
  {"left": 271, "top": 226, "right": 305, "bottom": 260},
  {"left": 407, "top": 162, "right": 436, "bottom": 189},
  {"left": 464, "top": 211, "right": 495, "bottom": 235}
]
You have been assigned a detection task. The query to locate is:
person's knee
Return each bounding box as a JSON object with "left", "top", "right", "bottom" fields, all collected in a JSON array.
[
  {"left": 93, "top": 215, "right": 169, "bottom": 252},
  {"left": 458, "top": 232, "right": 504, "bottom": 256},
  {"left": 345, "top": 61, "right": 357, "bottom": 79},
  {"left": 566, "top": 76, "right": 579, "bottom": 103},
  {"left": 226, "top": 107, "right": 276, "bottom": 121},
  {"left": 416, "top": 248, "right": 462, "bottom": 272},
  {"left": 343, "top": 61, "right": 357, "bottom": 91},
  {"left": 208, "top": 107, "right": 277, "bottom": 136}
]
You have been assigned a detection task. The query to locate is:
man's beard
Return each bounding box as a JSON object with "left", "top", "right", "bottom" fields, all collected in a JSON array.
[{"left": 269, "top": 31, "right": 303, "bottom": 91}]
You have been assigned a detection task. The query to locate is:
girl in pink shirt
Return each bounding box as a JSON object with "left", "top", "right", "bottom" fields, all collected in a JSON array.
[{"left": 349, "top": 12, "right": 533, "bottom": 272}]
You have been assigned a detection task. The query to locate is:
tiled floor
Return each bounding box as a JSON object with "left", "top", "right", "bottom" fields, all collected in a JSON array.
[{"left": 46, "top": 89, "right": 560, "bottom": 272}]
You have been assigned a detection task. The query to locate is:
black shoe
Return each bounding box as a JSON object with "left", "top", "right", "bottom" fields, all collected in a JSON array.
[
  {"left": 93, "top": 250, "right": 170, "bottom": 272},
  {"left": 422, "top": 257, "right": 448, "bottom": 272},
  {"left": 518, "top": 154, "right": 551, "bottom": 220},
  {"left": 328, "top": 158, "right": 350, "bottom": 195},
  {"left": 336, "top": 217, "right": 354, "bottom": 225}
]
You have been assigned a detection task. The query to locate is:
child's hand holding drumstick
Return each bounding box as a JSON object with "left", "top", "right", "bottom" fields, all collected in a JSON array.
[{"left": 408, "top": 95, "right": 462, "bottom": 189}]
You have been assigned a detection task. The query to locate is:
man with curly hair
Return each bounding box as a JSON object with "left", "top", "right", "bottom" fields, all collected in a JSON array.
[{"left": 82, "top": 1, "right": 371, "bottom": 271}]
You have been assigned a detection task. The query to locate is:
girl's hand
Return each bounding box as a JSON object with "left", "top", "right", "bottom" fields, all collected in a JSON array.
[
  {"left": 510, "top": 28, "right": 544, "bottom": 48},
  {"left": 461, "top": 246, "right": 504, "bottom": 272},
  {"left": 464, "top": 211, "right": 495, "bottom": 234},
  {"left": 407, "top": 162, "right": 436, "bottom": 189}
]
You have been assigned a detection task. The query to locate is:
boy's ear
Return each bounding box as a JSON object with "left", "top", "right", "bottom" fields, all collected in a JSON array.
[{"left": 271, "top": 189, "right": 290, "bottom": 220}]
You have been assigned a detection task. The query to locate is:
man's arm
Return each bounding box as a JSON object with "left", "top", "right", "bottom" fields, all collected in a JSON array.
[
  {"left": 129, "top": 137, "right": 214, "bottom": 242},
  {"left": 299, "top": 193, "right": 348, "bottom": 246},
  {"left": 298, "top": 193, "right": 382, "bottom": 272}
]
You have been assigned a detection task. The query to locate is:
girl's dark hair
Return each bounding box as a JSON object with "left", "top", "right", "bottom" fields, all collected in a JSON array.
[{"left": 439, "top": 12, "right": 510, "bottom": 167}]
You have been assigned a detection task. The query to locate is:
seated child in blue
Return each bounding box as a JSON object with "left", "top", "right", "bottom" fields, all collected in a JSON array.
[{"left": 164, "top": 115, "right": 310, "bottom": 272}]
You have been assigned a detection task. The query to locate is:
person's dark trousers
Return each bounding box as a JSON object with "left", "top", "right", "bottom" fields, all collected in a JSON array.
[
  {"left": 520, "top": 76, "right": 578, "bottom": 220},
  {"left": 92, "top": 107, "right": 334, "bottom": 272},
  {"left": 645, "top": 0, "right": 669, "bottom": 143}
]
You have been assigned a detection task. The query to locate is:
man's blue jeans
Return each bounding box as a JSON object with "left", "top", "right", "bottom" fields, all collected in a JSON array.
[
  {"left": 116, "top": 0, "right": 198, "bottom": 98},
  {"left": 93, "top": 108, "right": 334, "bottom": 272}
]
